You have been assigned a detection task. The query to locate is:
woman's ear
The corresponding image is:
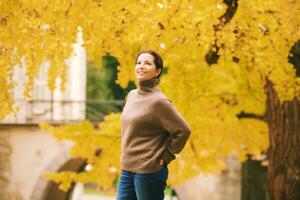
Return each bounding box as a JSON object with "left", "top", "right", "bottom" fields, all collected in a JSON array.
[{"left": 156, "top": 68, "right": 162, "bottom": 76}]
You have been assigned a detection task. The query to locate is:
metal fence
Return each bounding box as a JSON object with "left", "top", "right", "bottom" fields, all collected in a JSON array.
[{"left": 0, "top": 99, "right": 125, "bottom": 124}]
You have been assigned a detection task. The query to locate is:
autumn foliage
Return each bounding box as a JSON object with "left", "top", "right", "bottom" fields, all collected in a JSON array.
[{"left": 1, "top": 0, "right": 300, "bottom": 196}]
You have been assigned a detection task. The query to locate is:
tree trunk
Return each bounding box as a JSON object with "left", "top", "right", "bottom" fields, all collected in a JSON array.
[{"left": 265, "top": 79, "right": 300, "bottom": 200}]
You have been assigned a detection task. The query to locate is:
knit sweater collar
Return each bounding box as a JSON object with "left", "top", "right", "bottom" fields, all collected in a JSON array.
[{"left": 137, "top": 76, "right": 158, "bottom": 95}]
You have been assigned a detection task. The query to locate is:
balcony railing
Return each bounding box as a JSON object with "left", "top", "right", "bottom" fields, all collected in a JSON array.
[{"left": 0, "top": 99, "right": 125, "bottom": 125}]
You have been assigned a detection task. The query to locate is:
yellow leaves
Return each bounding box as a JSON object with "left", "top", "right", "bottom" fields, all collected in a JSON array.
[
  {"left": 0, "top": 57, "right": 16, "bottom": 119},
  {"left": 270, "top": 63, "right": 297, "bottom": 102},
  {"left": 43, "top": 171, "right": 74, "bottom": 192},
  {"left": 0, "top": 80, "right": 15, "bottom": 119},
  {"left": 1, "top": 0, "right": 298, "bottom": 99},
  {"left": 1, "top": 0, "right": 78, "bottom": 100},
  {"left": 40, "top": 120, "right": 96, "bottom": 157},
  {"left": 41, "top": 116, "right": 121, "bottom": 192},
  {"left": 98, "top": 112, "right": 122, "bottom": 137}
]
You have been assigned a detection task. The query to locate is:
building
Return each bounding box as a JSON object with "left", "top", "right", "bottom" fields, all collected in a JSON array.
[{"left": 0, "top": 28, "right": 87, "bottom": 200}]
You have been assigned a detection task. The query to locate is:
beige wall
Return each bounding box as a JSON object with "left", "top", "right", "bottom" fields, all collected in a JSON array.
[
  {"left": 174, "top": 155, "right": 241, "bottom": 200},
  {"left": 0, "top": 125, "right": 72, "bottom": 200}
]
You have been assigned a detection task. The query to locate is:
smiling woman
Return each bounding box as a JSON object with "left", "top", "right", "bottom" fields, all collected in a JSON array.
[
  {"left": 135, "top": 50, "right": 163, "bottom": 83},
  {"left": 117, "top": 50, "right": 191, "bottom": 200}
]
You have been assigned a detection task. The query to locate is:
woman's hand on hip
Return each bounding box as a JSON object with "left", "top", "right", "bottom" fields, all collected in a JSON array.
[{"left": 159, "top": 159, "right": 164, "bottom": 166}]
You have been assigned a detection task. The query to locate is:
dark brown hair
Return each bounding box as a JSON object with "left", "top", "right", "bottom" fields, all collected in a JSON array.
[{"left": 135, "top": 49, "right": 164, "bottom": 83}]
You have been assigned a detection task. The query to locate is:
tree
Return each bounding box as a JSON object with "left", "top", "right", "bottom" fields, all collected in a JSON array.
[
  {"left": 86, "top": 55, "right": 134, "bottom": 122},
  {"left": 1, "top": 1, "right": 300, "bottom": 199}
]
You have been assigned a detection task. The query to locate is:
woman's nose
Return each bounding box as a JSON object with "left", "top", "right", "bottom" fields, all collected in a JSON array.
[{"left": 138, "top": 65, "right": 145, "bottom": 70}]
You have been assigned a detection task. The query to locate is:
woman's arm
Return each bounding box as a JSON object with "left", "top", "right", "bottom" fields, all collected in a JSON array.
[{"left": 155, "top": 98, "right": 191, "bottom": 164}]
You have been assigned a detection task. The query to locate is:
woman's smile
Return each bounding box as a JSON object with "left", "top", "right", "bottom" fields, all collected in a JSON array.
[{"left": 135, "top": 53, "right": 160, "bottom": 81}]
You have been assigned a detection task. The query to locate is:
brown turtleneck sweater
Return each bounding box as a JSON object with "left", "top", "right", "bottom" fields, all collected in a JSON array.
[{"left": 120, "top": 77, "right": 191, "bottom": 173}]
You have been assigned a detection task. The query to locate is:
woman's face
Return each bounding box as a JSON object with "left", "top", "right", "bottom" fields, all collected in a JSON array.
[{"left": 135, "top": 53, "right": 161, "bottom": 81}]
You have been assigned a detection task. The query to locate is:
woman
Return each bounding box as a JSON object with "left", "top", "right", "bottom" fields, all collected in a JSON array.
[{"left": 117, "top": 50, "right": 191, "bottom": 200}]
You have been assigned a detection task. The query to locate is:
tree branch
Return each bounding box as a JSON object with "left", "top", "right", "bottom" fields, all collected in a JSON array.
[
  {"left": 237, "top": 111, "right": 266, "bottom": 122},
  {"left": 206, "top": 0, "right": 239, "bottom": 65}
]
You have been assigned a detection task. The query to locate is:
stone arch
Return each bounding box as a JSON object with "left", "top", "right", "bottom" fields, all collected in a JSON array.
[{"left": 30, "top": 150, "right": 86, "bottom": 200}]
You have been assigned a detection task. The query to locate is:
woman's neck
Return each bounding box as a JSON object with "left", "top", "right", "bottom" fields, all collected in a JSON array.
[{"left": 137, "top": 76, "right": 158, "bottom": 95}]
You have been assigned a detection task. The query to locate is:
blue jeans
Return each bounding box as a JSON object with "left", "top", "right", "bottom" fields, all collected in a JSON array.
[{"left": 116, "top": 165, "right": 169, "bottom": 200}]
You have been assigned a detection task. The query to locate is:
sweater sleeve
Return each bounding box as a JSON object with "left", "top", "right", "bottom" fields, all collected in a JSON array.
[{"left": 155, "top": 98, "right": 191, "bottom": 164}]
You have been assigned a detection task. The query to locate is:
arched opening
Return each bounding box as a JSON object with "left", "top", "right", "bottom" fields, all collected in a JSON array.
[{"left": 41, "top": 158, "right": 86, "bottom": 200}]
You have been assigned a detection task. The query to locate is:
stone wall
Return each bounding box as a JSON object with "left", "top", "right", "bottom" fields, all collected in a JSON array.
[{"left": 0, "top": 125, "right": 72, "bottom": 200}]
